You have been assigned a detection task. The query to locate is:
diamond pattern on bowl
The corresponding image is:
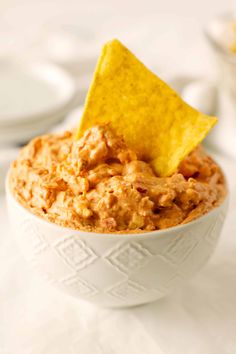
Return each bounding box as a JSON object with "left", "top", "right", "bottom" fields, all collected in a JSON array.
[
  {"left": 104, "top": 242, "right": 153, "bottom": 274},
  {"left": 54, "top": 238, "right": 97, "bottom": 271},
  {"left": 106, "top": 279, "right": 145, "bottom": 301},
  {"left": 20, "top": 219, "right": 49, "bottom": 256},
  {"left": 160, "top": 231, "right": 200, "bottom": 266},
  {"left": 61, "top": 274, "right": 98, "bottom": 297},
  {"left": 205, "top": 212, "right": 226, "bottom": 244}
]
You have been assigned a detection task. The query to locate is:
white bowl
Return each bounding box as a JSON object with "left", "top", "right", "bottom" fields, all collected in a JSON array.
[{"left": 6, "top": 177, "right": 228, "bottom": 308}]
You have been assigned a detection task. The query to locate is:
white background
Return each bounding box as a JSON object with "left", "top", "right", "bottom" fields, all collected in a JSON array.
[{"left": 0, "top": 0, "right": 235, "bottom": 78}]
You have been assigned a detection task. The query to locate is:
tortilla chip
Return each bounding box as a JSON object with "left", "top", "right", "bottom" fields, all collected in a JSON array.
[{"left": 76, "top": 39, "right": 217, "bottom": 176}]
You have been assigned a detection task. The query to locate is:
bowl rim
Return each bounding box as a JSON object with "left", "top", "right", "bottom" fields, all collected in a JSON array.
[{"left": 5, "top": 172, "right": 228, "bottom": 240}]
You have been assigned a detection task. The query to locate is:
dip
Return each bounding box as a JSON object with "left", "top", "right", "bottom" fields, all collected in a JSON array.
[{"left": 9, "top": 125, "right": 227, "bottom": 233}]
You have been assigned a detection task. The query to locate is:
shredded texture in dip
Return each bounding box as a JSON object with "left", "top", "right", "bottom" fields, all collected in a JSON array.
[{"left": 9, "top": 125, "right": 227, "bottom": 233}]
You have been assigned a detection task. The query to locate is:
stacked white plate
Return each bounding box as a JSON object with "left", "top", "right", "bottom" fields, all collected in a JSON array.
[
  {"left": 0, "top": 59, "right": 78, "bottom": 191},
  {"left": 0, "top": 59, "right": 77, "bottom": 145}
]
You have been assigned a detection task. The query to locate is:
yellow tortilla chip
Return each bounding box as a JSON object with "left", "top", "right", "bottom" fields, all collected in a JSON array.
[{"left": 76, "top": 39, "right": 217, "bottom": 176}]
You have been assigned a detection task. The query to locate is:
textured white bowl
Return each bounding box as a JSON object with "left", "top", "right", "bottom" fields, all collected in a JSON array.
[{"left": 6, "top": 178, "right": 228, "bottom": 308}]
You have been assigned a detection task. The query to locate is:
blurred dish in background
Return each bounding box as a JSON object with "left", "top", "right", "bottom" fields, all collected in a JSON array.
[
  {"left": 28, "top": 25, "right": 99, "bottom": 78},
  {"left": 0, "top": 59, "right": 77, "bottom": 145},
  {"left": 205, "top": 13, "right": 236, "bottom": 57},
  {"left": 205, "top": 13, "right": 236, "bottom": 159}
]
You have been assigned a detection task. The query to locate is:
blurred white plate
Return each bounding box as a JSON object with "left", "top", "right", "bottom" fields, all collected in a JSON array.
[
  {"left": 0, "top": 59, "right": 76, "bottom": 126},
  {"left": 29, "top": 27, "right": 98, "bottom": 77},
  {"left": 0, "top": 111, "right": 66, "bottom": 145}
]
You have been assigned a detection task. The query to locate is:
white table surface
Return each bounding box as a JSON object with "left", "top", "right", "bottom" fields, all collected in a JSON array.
[{"left": 1, "top": 153, "right": 236, "bottom": 354}]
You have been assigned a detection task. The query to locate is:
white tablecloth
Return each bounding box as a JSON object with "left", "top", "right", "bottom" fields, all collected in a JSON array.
[{"left": 1, "top": 151, "right": 236, "bottom": 353}]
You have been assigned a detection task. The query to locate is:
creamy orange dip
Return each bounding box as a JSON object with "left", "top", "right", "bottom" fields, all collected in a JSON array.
[{"left": 9, "top": 125, "right": 226, "bottom": 233}]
